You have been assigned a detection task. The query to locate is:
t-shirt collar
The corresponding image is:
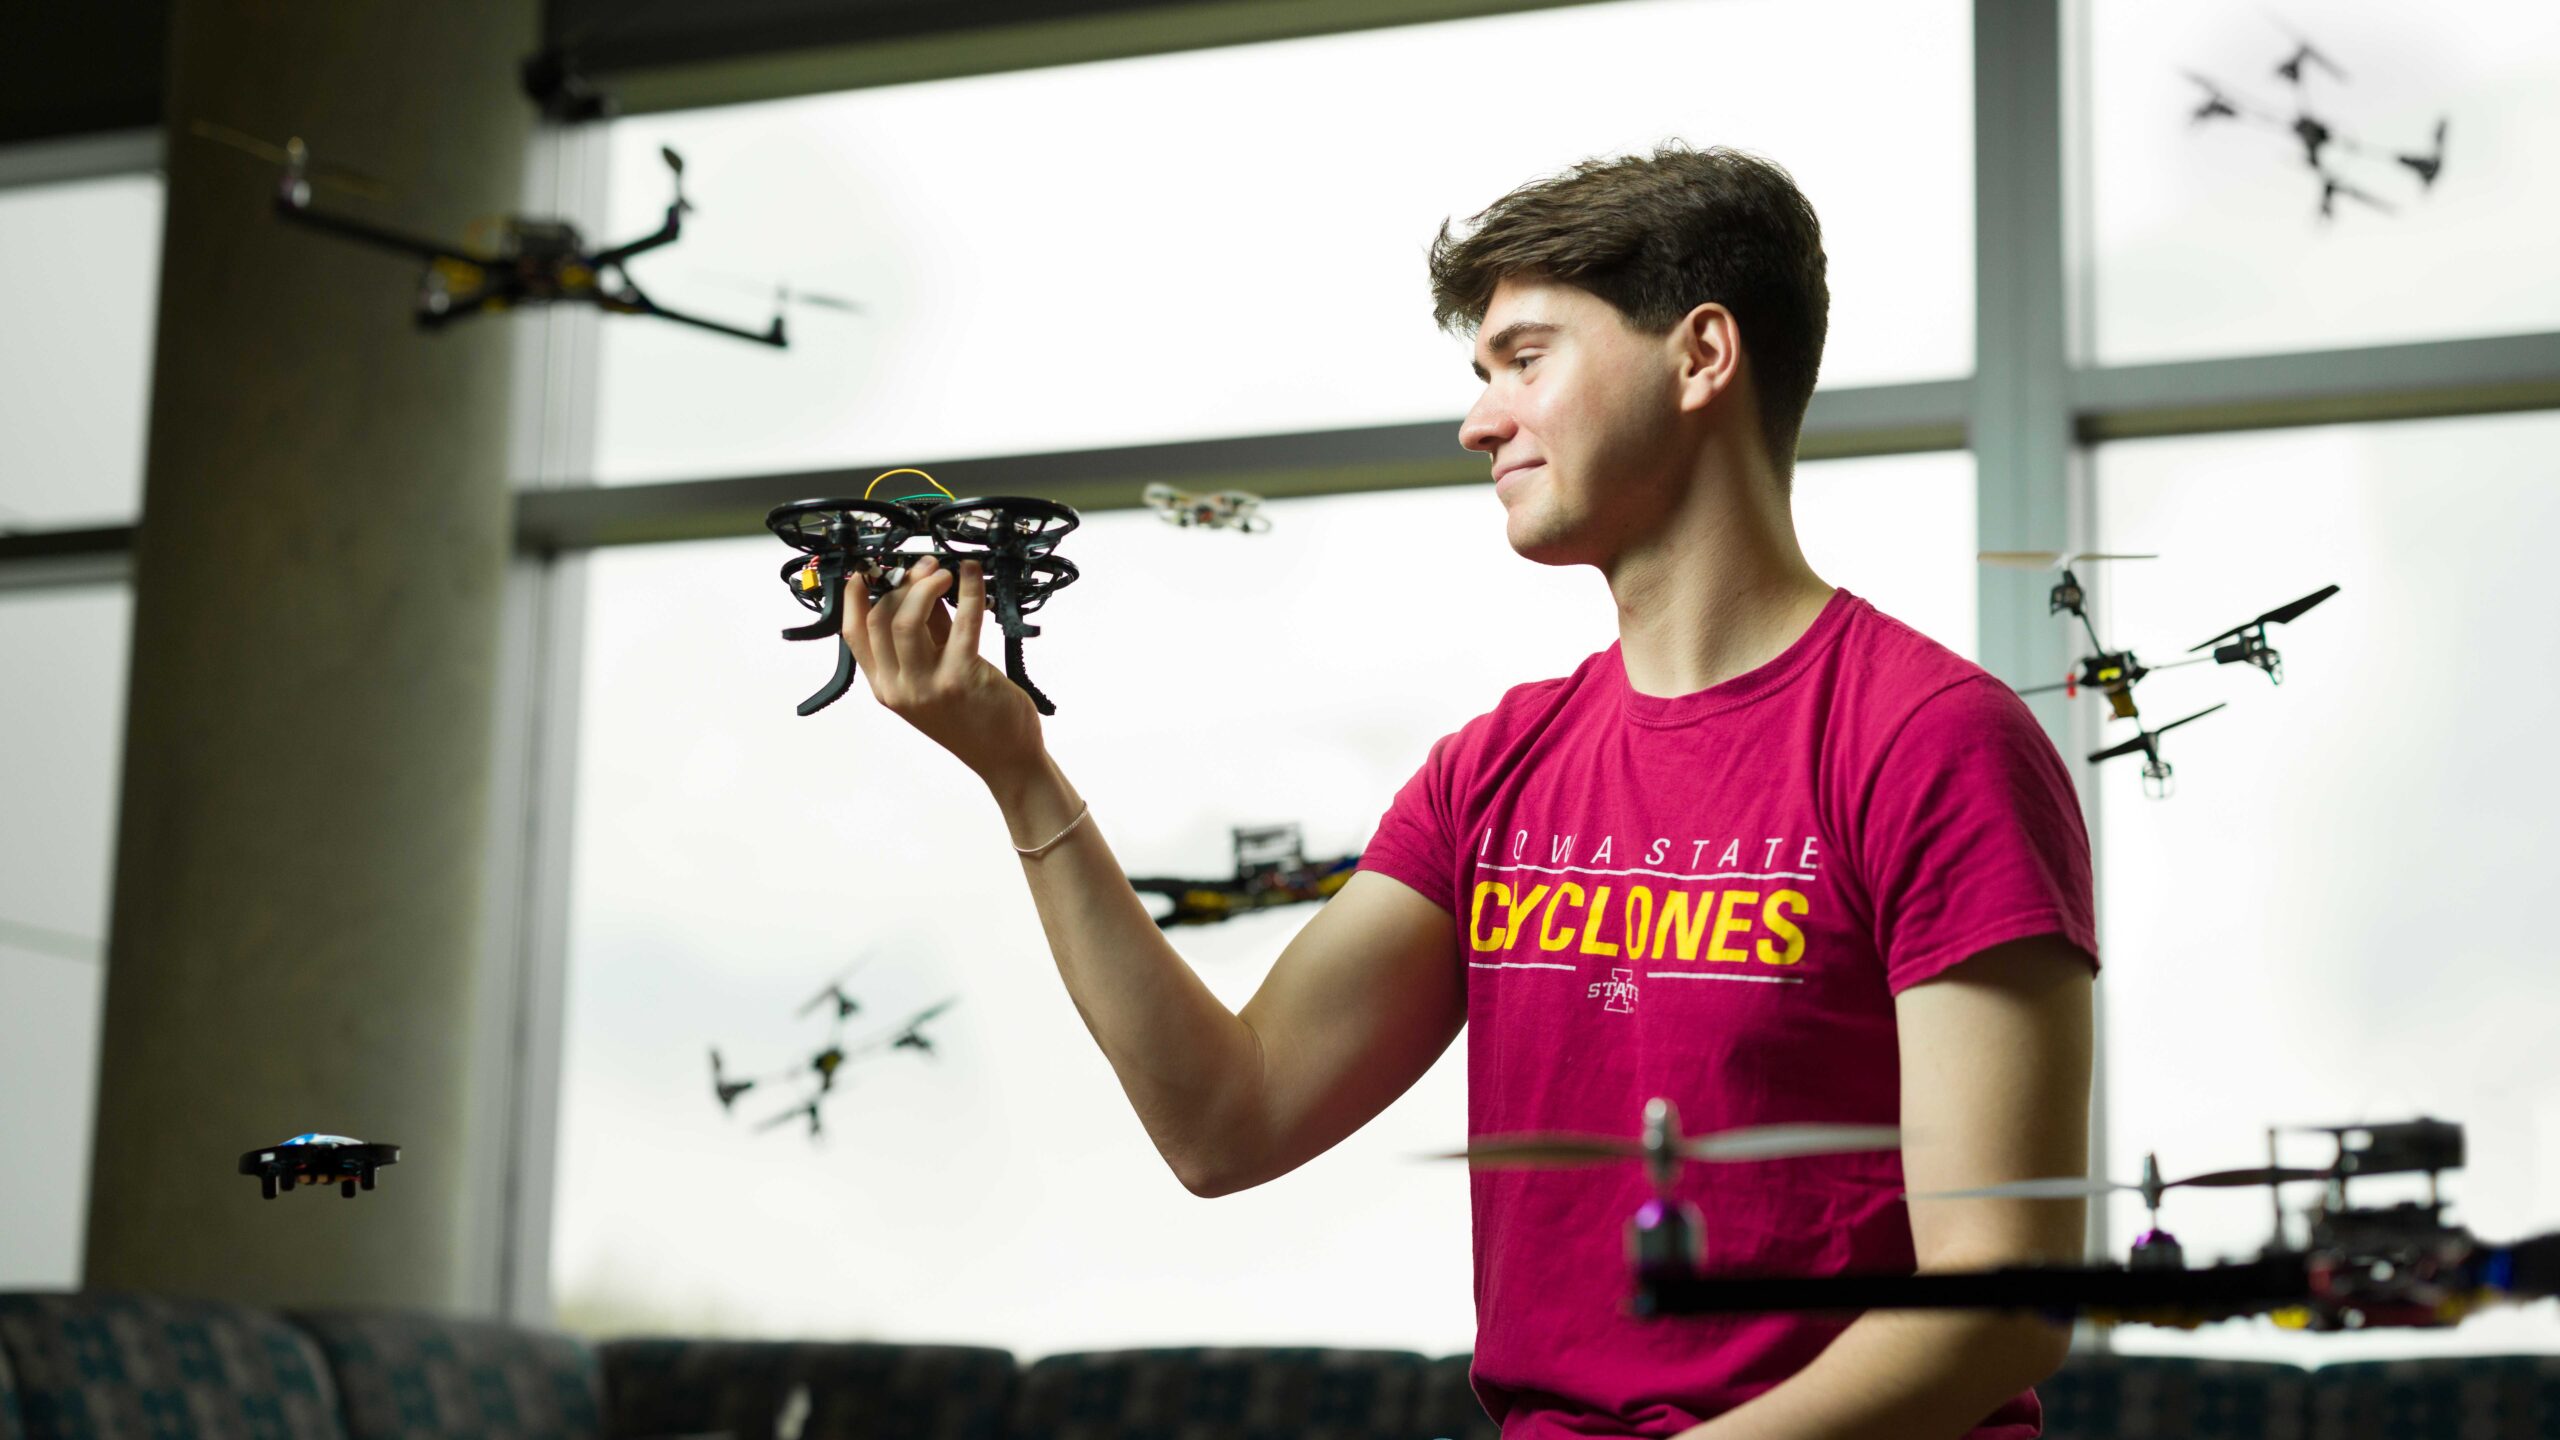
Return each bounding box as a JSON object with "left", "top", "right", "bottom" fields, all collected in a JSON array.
[{"left": 1609, "top": 587, "right": 1858, "bottom": 728}]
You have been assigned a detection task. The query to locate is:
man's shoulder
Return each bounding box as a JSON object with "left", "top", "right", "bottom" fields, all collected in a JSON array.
[
  {"left": 1438, "top": 646, "right": 1616, "bottom": 756},
  {"left": 1828, "top": 596, "right": 2021, "bottom": 721}
]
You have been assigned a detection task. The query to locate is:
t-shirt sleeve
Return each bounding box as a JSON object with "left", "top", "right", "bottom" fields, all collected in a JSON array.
[
  {"left": 1857, "top": 676, "right": 2100, "bottom": 992},
  {"left": 1357, "top": 734, "right": 1460, "bottom": 917}
]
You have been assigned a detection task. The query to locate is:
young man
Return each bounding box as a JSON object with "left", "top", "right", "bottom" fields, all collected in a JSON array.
[{"left": 840, "top": 145, "right": 2098, "bottom": 1439}]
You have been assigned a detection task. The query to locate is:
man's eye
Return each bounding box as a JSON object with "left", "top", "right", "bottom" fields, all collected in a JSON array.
[{"left": 1512, "top": 353, "right": 1540, "bottom": 372}]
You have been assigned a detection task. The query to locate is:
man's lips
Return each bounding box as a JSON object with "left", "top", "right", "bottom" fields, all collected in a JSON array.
[{"left": 1492, "top": 460, "right": 1545, "bottom": 493}]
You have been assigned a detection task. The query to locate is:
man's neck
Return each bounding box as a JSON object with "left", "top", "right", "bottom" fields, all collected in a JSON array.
[{"left": 1604, "top": 451, "right": 1836, "bottom": 699}]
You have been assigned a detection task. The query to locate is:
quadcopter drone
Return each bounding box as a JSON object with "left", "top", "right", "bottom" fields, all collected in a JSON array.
[
  {"left": 769, "top": 470, "right": 1081, "bottom": 717},
  {"left": 710, "top": 969, "right": 958, "bottom": 1140},
  {"left": 2181, "top": 30, "right": 2449, "bottom": 220},
  {"left": 239, "top": 1133, "right": 400, "bottom": 1200},
  {"left": 1141, "top": 483, "right": 1272, "bottom": 534},
  {"left": 1630, "top": 1115, "right": 2560, "bottom": 1336},
  {"left": 192, "top": 120, "right": 853, "bottom": 347},
  {"left": 1981, "top": 551, "right": 2338, "bottom": 798},
  {"left": 1125, "top": 823, "right": 1358, "bottom": 928}
]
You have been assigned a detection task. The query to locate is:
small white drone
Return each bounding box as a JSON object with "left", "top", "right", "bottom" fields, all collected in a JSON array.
[{"left": 1142, "top": 483, "right": 1271, "bottom": 534}]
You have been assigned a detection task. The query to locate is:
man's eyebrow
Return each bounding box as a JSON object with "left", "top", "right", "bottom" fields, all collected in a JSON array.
[{"left": 1470, "top": 321, "right": 1560, "bottom": 381}]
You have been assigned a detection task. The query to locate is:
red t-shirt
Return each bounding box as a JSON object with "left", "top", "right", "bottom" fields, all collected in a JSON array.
[{"left": 1358, "top": 590, "right": 2098, "bottom": 1439}]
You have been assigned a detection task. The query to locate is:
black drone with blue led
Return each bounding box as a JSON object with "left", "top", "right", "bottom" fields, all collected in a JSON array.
[{"left": 769, "top": 472, "right": 1079, "bottom": 717}]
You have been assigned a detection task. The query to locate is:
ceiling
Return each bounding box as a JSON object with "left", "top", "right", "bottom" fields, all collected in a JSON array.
[{"left": 1, "top": 0, "right": 1599, "bottom": 147}]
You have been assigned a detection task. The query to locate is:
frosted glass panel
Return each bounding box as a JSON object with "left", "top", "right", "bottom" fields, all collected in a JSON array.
[
  {"left": 2093, "top": 413, "right": 2560, "bottom": 1362},
  {"left": 2083, "top": 0, "right": 2560, "bottom": 363},
  {"left": 590, "top": 0, "right": 1972, "bottom": 484},
  {"left": 0, "top": 586, "right": 130, "bottom": 1287},
  {"left": 0, "top": 175, "right": 163, "bottom": 529},
  {"left": 550, "top": 454, "right": 1972, "bottom": 1349}
]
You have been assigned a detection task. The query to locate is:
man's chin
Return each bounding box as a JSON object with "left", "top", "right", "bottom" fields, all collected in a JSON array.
[{"left": 1503, "top": 515, "right": 1593, "bottom": 568}]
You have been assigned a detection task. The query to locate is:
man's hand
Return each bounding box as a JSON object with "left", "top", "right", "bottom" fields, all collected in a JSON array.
[{"left": 842, "top": 555, "right": 1046, "bottom": 789}]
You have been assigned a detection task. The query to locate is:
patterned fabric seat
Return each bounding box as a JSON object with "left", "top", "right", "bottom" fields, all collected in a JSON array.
[
  {"left": 1006, "top": 1348, "right": 1429, "bottom": 1440},
  {"left": 2038, "top": 1352, "right": 2309, "bottom": 1440},
  {"left": 599, "top": 1338, "right": 1016, "bottom": 1440},
  {"left": 1410, "top": 1354, "right": 1495, "bottom": 1440},
  {"left": 0, "top": 1291, "right": 345, "bottom": 1440},
  {"left": 287, "top": 1309, "right": 601, "bottom": 1440},
  {"left": 2309, "top": 1355, "right": 2560, "bottom": 1440}
]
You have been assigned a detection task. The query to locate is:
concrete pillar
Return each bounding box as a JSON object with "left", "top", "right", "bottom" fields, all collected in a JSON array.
[{"left": 84, "top": 0, "right": 536, "bottom": 1311}]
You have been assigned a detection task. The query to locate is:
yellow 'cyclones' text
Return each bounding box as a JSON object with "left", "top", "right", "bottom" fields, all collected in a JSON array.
[{"left": 1466, "top": 879, "right": 1811, "bottom": 965}]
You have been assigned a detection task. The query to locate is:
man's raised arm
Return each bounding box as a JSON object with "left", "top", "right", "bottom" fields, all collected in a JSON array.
[{"left": 845, "top": 555, "right": 1464, "bottom": 1197}]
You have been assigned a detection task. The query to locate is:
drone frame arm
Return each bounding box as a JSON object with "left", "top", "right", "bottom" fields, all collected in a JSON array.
[
  {"left": 589, "top": 198, "right": 685, "bottom": 270},
  {"left": 274, "top": 197, "right": 472, "bottom": 266},
  {"left": 617, "top": 274, "right": 787, "bottom": 347}
]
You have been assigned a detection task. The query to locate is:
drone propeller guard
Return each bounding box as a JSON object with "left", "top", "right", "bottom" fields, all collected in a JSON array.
[{"left": 765, "top": 492, "right": 1081, "bottom": 716}]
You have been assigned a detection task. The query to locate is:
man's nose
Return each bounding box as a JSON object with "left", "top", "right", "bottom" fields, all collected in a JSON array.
[{"left": 1459, "top": 393, "right": 1513, "bottom": 455}]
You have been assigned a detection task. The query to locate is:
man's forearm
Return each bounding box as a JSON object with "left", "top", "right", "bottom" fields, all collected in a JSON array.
[
  {"left": 988, "top": 754, "right": 1270, "bottom": 1195},
  {"left": 1667, "top": 1307, "right": 2069, "bottom": 1440}
]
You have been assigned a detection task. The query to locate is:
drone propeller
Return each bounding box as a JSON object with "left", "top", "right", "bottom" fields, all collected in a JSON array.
[
  {"left": 1911, "top": 1167, "right": 2327, "bottom": 1203},
  {"left": 756, "top": 1101, "right": 821, "bottom": 1137},
  {"left": 797, "top": 965, "right": 869, "bottom": 1021},
  {"left": 1977, "top": 551, "right": 2156, "bottom": 571},
  {"left": 2274, "top": 39, "right": 2346, "bottom": 86},
  {"left": 709, "top": 1048, "right": 759, "bottom": 1110},
  {"left": 1433, "top": 1121, "right": 1903, "bottom": 1169},
  {"left": 2320, "top": 173, "right": 2395, "bottom": 218},
  {"left": 2189, "top": 584, "right": 2340, "bottom": 651},
  {"left": 187, "top": 120, "right": 391, "bottom": 200},
  {"left": 689, "top": 271, "right": 864, "bottom": 314},
  {"left": 2399, "top": 119, "right": 2449, "bottom": 187},
  {"left": 661, "top": 145, "right": 690, "bottom": 212},
  {"left": 2089, "top": 703, "right": 2227, "bottom": 764}
]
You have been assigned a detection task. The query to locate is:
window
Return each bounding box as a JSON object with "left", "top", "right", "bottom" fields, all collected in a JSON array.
[
  {"left": 588, "top": 0, "right": 1973, "bottom": 484},
  {"left": 548, "top": 454, "right": 1973, "bottom": 1350},
  {"left": 2091, "top": 412, "right": 2560, "bottom": 1362},
  {"left": 0, "top": 586, "right": 131, "bottom": 1287},
  {"left": 2080, "top": 0, "right": 2560, "bottom": 364},
  {"left": 0, "top": 175, "right": 164, "bottom": 530}
]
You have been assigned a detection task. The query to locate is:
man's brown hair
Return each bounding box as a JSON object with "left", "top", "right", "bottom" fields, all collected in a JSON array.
[{"left": 1427, "top": 143, "right": 1830, "bottom": 476}]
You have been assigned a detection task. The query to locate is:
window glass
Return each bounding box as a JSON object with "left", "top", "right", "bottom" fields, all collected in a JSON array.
[
  {"left": 549, "top": 454, "right": 1973, "bottom": 1348},
  {"left": 2081, "top": 0, "right": 2560, "bottom": 364},
  {"left": 2092, "top": 413, "right": 2560, "bottom": 1362},
  {"left": 0, "top": 586, "right": 131, "bottom": 1287},
  {"left": 589, "top": 0, "right": 1973, "bottom": 485},
  {"left": 0, "top": 175, "right": 163, "bottom": 529}
]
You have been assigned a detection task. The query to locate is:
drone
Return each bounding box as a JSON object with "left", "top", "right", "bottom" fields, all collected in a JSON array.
[
  {"left": 1141, "top": 483, "right": 1272, "bottom": 534},
  {"left": 1631, "top": 1116, "right": 2560, "bottom": 1336},
  {"left": 1435, "top": 1098, "right": 1905, "bottom": 1283},
  {"left": 769, "top": 470, "right": 1081, "bottom": 717},
  {"left": 192, "top": 120, "right": 853, "bottom": 347},
  {"left": 238, "top": 1133, "right": 400, "bottom": 1200},
  {"left": 1981, "top": 551, "right": 2338, "bottom": 798},
  {"left": 1125, "top": 823, "right": 1358, "bottom": 928},
  {"left": 2180, "top": 30, "right": 2449, "bottom": 220},
  {"left": 710, "top": 972, "right": 958, "bottom": 1140}
]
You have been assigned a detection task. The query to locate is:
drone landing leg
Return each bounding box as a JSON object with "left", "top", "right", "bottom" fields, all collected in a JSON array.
[
  {"left": 799, "top": 640, "right": 858, "bottom": 717},
  {"left": 1003, "top": 630, "right": 1056, "bottom": 716}
]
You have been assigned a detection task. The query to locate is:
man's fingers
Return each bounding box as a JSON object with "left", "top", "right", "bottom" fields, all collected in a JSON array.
[
  {"left": 841, "top": 570, "right": 879, "bottom": 674},
  {"left": 862, "top": 570, "right": 907, "bottom": 691},
  {"left": 938, "top": 560, "right": 989, "bottom": 685},
  {"left": 888, "top": 558, "right": 953, "bottom": 678}
]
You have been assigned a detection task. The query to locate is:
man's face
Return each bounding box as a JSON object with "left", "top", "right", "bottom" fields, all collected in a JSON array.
[{"left": 1459, "top": 277, "right": 1685, "bottom": 568}]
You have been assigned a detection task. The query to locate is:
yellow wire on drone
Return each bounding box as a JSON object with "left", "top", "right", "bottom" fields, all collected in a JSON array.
[{"left": 865, "top": 468, "right": 954, "bottom": 500}]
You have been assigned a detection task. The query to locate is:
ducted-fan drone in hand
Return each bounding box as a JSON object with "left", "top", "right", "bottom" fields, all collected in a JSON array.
[{"left": 769, "top": 470, "right": 1081, "bottom": 717}]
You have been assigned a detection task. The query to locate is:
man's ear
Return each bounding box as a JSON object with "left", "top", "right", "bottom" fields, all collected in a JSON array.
[{"left": 1671, "top": 302, "right": 1742, "bottom": 416}]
